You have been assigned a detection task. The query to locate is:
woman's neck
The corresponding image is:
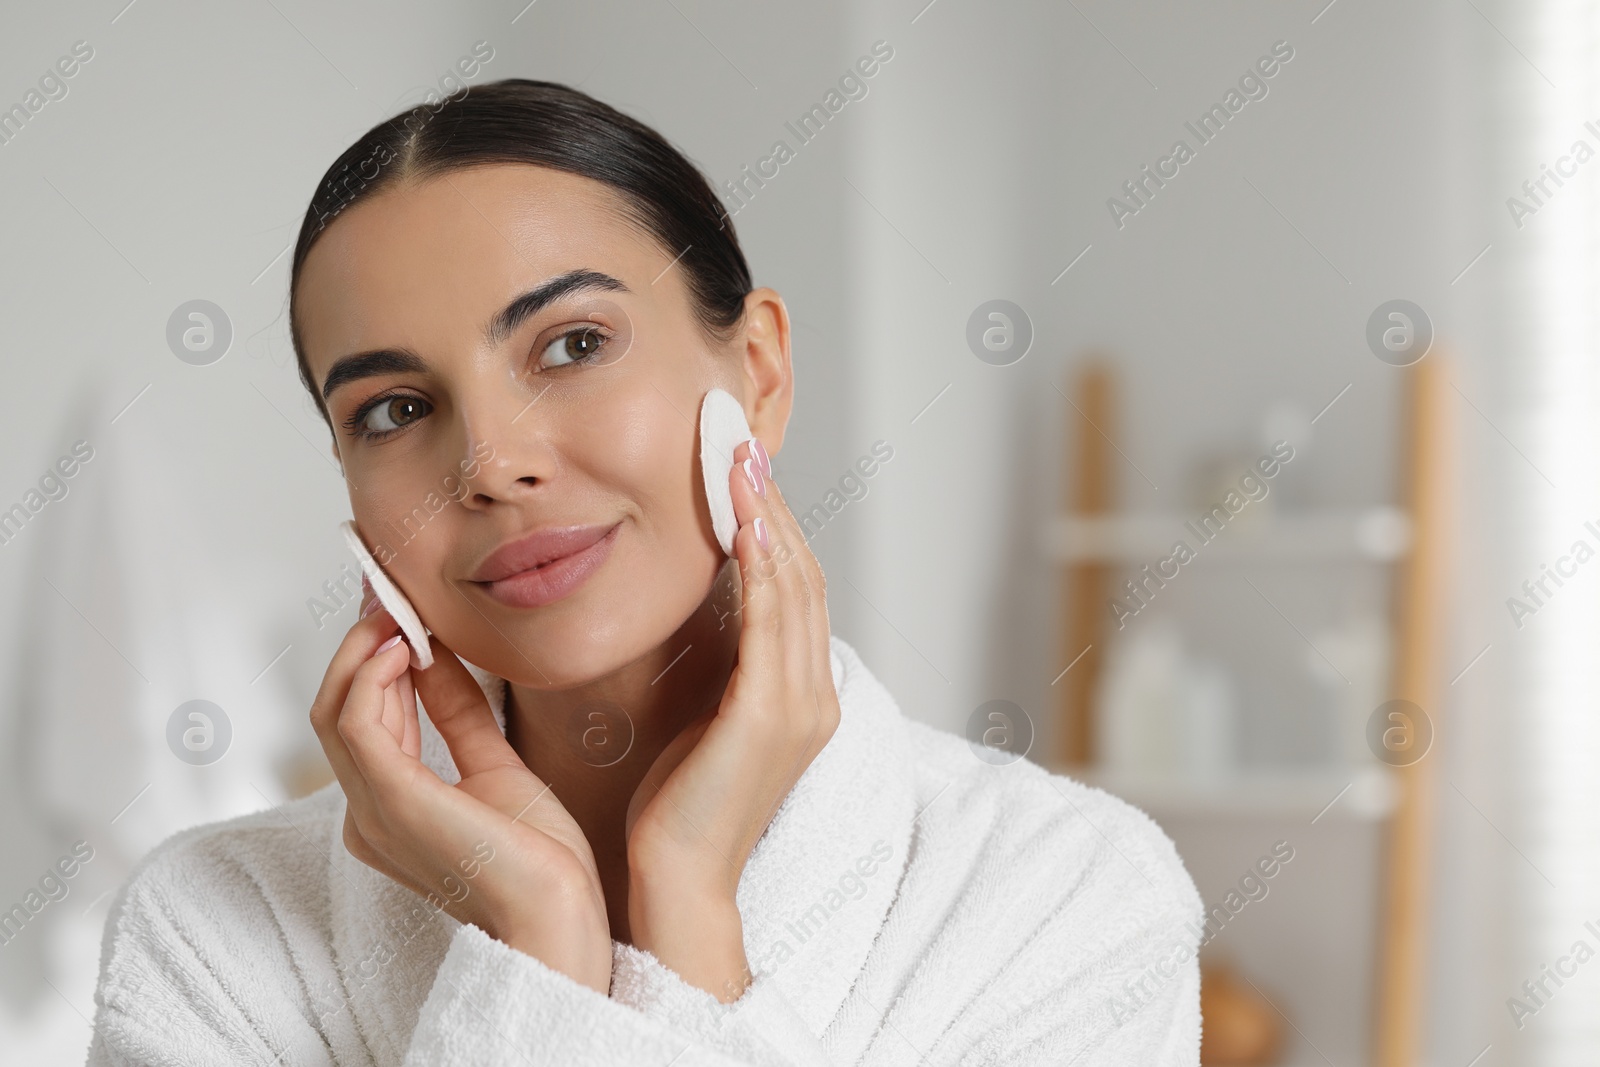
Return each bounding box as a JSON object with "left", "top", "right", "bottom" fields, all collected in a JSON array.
[{"left": 501, "top": 560, "right": 742, "bottom": 941}]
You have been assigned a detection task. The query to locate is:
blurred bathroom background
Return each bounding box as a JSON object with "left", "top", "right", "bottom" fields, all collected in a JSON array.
[{"left": 1, "top": 0, "right": 1595, "bottom": 1063}]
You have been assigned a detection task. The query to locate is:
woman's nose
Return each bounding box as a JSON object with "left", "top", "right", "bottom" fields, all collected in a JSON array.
[{"left": 451, "top": 403, "right": 547, "bottom": 506}]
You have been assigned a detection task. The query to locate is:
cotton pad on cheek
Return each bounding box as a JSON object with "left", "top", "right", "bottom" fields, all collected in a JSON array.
[
  {"left": 699, "top": 387, "right": 754, "bottom": 557},
  {"left": 339, "top": 519, "right": 434, "bottom": 669}
]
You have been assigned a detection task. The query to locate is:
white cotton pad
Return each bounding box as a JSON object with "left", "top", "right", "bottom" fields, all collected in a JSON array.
[
  {"left": 339, "top": 519, "right": 434, "bottom": 669},
  {"left": 699, "top": 387, "right": 754, "bottom": 557}
]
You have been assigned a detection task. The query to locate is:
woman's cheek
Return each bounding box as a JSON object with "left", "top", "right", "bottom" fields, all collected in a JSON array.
[
  {"left": 585, "top": 386, "right": 684, "bottom": 514},
  {"left": 608, "top": 390, "right": 723, "bottom": 607}
]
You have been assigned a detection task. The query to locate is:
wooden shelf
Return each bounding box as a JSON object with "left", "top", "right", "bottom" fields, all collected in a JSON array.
[
  {"left": 1042, "top": 507, "right": 1411, "bottom": 564},
  {"left": 1057, "top": 764, "right": 1398, "bottom": 822}
]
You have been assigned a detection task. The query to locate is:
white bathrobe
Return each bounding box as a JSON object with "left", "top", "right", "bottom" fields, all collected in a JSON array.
[{"left": 84, "top": 634, "right": 1204, "bottom": 1065}]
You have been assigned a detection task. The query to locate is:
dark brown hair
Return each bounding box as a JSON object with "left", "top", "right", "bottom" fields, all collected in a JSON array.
[{"left": 287, "top": 77, "right": 752, "bottom": 432}]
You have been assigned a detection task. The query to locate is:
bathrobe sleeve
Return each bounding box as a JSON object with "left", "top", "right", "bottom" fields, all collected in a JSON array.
[
  {"left": 610, "top": 940, "right": 833, "bottom": 1065},
  {"left": 85, "top": 824, "right": 831, "bottom": 1067},
  {"left": 402, "top": 921, "right": 833, "bottom": 1066}
]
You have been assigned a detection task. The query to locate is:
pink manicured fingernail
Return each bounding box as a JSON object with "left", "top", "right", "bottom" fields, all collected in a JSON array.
[
  {"left": 743, "top": 457, "right": 766, "bottom": 497},
  {"left": 376, "top": 634, "right": 403, "bottom": 653},
  {"left": 751, "top": 437, "right": 771, "bottom": 478},
  {"left": 754, "top": 516, "right": 769, "bottom": 549},
  {"left": 360, "top": 597, "right": 381, "bottom": 619}
]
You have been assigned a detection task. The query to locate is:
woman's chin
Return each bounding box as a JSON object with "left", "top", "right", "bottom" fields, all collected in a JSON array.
[
  {"left": 472, "top": 613, "right": 645, "bottom": 690},
  {"left": 480, "top": 635, "right": 612, "bottom": 690}
]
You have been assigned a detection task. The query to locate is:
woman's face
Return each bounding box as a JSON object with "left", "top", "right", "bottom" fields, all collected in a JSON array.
[{"left": 297, "top": 163, "right": 783, "bottom": 687}]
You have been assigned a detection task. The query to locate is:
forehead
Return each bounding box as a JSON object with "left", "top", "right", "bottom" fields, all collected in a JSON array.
[{"left": 296, "top": 163, "right": 662, "bottom": 374}]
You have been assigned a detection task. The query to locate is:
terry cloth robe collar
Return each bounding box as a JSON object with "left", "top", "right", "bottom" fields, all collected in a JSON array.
[{"left": 324, "top": 633, "right": 916, "bottom": 1065}]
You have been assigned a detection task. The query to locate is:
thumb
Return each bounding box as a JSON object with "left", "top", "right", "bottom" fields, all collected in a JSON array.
[{"left": 408, "top": 634, "right": 520, "bottom": 779}]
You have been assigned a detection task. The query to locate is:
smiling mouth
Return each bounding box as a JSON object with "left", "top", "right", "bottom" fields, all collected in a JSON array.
[{"left": 471, "top": 522, "right": 621, "bottom": 609}]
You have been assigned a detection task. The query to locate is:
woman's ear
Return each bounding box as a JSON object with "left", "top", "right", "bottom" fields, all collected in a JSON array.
[{"left": 738, "top": 287, "right": 793, "bottom": 454}]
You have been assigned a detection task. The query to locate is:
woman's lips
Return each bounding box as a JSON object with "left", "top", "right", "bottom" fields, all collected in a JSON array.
[{"left": 474, "top": 522, "right": 621, "bottom": 608}]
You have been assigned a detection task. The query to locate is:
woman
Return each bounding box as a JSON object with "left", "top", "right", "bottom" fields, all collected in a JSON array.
[{"left": 86, "top": 79, "right": 1203, "bottom": 1065}]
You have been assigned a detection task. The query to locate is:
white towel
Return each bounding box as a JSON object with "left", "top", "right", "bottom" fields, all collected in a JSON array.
[{"left": 85, "top": 633, "right": 1204, "bottom": 1064}]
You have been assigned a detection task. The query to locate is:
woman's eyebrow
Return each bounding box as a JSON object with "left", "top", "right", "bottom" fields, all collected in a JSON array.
[
  {"left": 484, "top": 268, "right": 630, "bottom": 347},
  {"left": 320, "top": 268, "right": 631, "bottom": 403},
  {"left": 321, "top": 348, "right": 429, "bottom": 404}
]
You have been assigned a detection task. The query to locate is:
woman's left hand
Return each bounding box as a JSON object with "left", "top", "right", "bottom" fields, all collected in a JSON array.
[{"left": 623, "top": 435, "right": 840, "bottom": 1003}]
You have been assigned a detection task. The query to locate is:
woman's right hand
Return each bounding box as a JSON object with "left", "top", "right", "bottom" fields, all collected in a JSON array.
[{"left": 309, "top": 583, "right": 613, "bottom": 994}]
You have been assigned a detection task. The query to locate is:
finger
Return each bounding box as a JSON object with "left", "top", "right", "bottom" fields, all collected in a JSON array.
[
  {"left": 408, "top": 633, "right": 523, "bottom": 778},
  {"left": 726, "top": 485, "right": 782, "bottom": 675},
  {"left": 726, "top": 444, "right": 838, "bottom": 831},
  {"left": 761, "top": 476, "right": 835, "bottom": 700},
  {"left": 729, "top": 511, "right": 815, "bottom": 744},
  {"left": 728, "top": 453, "right": 814, "bottom": 697},
  {"left": 398, "top": 666, "right": 421, "bottom": 760},
  {"left": 753, "top": 471, "right": 829, "bottom": 621},
  {"left": 310, "top": 603, "right": 401, "bottom": 739},
  {"left": 329, "top": 637, "right": 438, "bottom": 867},
  {"left": 729, "top": 438, "right": 763, "bottom": 525},
  {"left": 727, "top": 522, "right": 831, "bottom": 844},
  {"left": 728, "top": 439, "right": 822, "bottom": 629},
  {"left": 728, "top": 448, "right": 836, "bottom": 771},
  {"left": 727, "top": 440, "right": 831, "bottom": 770},
  {"left": 309, "top": 608, "right": 405, "bottom": 809},
  {"left": 732, "top": 440, "right": 833, "bottom": 702},
  {"left": 380, "top": 668, "right": 406, "bottom": 746},
  {"left": 338, "top": 636, "right": 425, "bottom": 792}
]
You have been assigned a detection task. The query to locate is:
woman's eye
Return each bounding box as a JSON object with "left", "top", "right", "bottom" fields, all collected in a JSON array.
[
  {"left": 539, "top": 326, "right": 611, "bottom": 370},
  {"left": 352, "top": 394, "right": 430, "bottom": 439}
]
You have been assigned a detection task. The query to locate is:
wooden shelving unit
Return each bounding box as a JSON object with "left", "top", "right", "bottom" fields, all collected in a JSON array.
[{"left": 1046, "top": 355, "right": 1451, "bottom": 1067}]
